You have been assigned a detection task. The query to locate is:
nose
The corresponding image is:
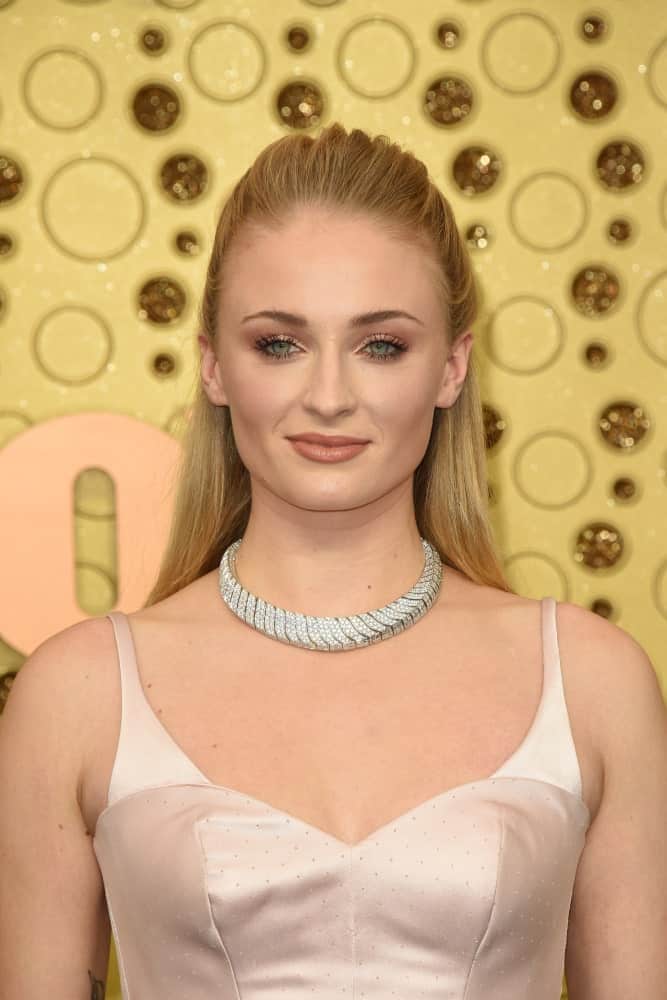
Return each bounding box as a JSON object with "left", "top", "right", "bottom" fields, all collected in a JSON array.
[{"left": 300, "top": 349, "right": 358, "bottom": 417}]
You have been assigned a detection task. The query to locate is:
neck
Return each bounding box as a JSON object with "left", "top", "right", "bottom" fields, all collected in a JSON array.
[{"left": 229, "top": 506, "right": 429, "bottom": 619}]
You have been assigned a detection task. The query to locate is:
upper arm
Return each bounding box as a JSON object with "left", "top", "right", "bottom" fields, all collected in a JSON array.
[
  {"left": 0, "top": 618, "right": 112, "bottom": 999},
  {"left": 561, "top": 602, "right": 667, "bottom": 999}
]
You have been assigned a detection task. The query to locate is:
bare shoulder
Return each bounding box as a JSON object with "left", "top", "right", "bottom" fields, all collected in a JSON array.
[
  {"left": 4, "top": 616, "right": 121, "bottom": 802},
  {"left": 554, "top": 600, "right": 665, "bottom": 735},
  {"left": 10, "top": 615, "right": 118, "bottom": 709},
  {"left": 553, "top": 600, "right": 663, "bottom": 695}
]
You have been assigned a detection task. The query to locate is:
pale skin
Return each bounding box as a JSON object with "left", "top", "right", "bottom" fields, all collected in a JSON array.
[
  {"left": 198, "top": 206, "right": 474, "bottom": 617},
  {"left": 0, "top": 207, "right": 665, "bottom": 999}
]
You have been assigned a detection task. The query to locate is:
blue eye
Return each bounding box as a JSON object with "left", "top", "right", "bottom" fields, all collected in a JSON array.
[
  {"left": 253, "top": 334, "right": 407, "bottom": 362},
  {"left": 253, "top": 336, "right": 299, "bottom": 361},
  {"left": 364, "top": 337, "right": 406, "bottom": 360}
]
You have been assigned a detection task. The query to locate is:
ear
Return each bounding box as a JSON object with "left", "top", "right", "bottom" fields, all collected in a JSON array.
[
  {"left": 434, "top": 329, "right": 474, "bottom": 409},
  {"left": 197, "top": 333, "right": 229, "bottom": 407}
]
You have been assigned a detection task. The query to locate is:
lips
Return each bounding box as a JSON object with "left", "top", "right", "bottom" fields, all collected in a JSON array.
[
  {"left": 289, "top": 437, "right": 368, "bottom": 463},
  {"left": 287, "top": 434, "right": 369, "bottom": 446}
]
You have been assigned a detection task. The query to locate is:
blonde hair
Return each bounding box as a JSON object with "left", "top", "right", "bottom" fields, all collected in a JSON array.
[{"left": 143, "top": 123, "right": 514, "bottom": 607}]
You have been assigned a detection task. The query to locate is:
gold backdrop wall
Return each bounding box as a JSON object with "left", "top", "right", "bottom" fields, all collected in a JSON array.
[{"left": 1, "top": 1, "right": 666, "bottom": 996}]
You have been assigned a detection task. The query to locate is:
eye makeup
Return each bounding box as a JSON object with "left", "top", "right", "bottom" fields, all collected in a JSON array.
[{"left": 253, "top": 333, "right": 408, "bottom": 363}]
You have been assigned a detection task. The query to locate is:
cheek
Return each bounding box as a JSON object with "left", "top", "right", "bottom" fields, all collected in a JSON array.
[
  {"left": 225, "top": 369, "right": 290, "bottom": 457},
  {"left": 376, "top": 375, "right": 436, "bottom": 429},
  {"left": 376, "top": 384, "right": 438, "bottom": 457},
  {"left": 227, "top": 362, "right": 286, "bottom": 416}
]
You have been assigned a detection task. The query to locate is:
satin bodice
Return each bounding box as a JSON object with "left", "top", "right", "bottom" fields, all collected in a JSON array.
[{"left": 92, "top": 596, "right": 590, "bottom": 998}]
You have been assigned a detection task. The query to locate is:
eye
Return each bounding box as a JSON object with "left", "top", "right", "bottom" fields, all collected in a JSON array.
[
  {"left": 362, "top": 334, "right": 408, "bottom": 361},
  {"left": 253, "top": 333, "right": 408, "bottom": 362},
  {"left": 253, "top": 334, "right": 300, "bottom": 361}
]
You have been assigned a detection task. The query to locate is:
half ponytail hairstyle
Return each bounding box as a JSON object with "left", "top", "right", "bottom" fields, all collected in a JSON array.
[{"left": 143, "top": 122, "right": 514, "bottom": 607}]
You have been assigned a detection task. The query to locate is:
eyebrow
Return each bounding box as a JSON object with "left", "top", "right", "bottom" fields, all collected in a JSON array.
[{"left": 240, "top": 308, "right": 425, "bottom": 328}]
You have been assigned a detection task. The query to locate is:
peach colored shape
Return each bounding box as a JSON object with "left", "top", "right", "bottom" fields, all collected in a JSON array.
[{"left": 0, "top": 412, "right": 181, "bottom": 655}]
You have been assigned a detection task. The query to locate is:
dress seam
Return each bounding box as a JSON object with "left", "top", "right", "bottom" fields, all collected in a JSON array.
[
  {"left": 461, "top": 814, "right": 505, "bottom": 999},
  {"left": 195, "top": 819, "right": 243, "bottom": 999}
]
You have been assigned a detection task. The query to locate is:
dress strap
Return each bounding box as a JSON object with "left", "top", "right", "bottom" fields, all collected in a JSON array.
[
  {"left": 493, "top": 597, "right": 585, "bottom": 802},
  {"left": 104, "top": 611, "right": 209, "bottom": 810}
]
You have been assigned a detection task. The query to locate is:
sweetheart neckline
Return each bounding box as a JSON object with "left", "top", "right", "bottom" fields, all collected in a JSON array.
[
  {"left": 94, "top": 773, "right": 591, "bottom": 848},
  {"left": 116, "top": 642, "right": 547, "bottom": 847},
  {"left": 100, "top": 599, "right": 591, "bottom": 848}
]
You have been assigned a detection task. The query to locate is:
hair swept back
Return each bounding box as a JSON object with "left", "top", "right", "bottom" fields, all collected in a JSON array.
[{"left": 143, "top": 122, "right": 514, "bottom": 607}]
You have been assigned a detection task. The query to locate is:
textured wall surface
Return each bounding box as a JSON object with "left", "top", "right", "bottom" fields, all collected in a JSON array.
[{"left": 1, "top": 1, "right": 666, "bottom": 995}]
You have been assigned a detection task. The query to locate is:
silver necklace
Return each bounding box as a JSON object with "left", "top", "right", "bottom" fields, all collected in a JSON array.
[{"left": 218, "top": 536, "right": 442, "bottom": 652}]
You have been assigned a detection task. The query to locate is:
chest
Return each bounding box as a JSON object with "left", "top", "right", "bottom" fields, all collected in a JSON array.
[{"left": 83, "top": 602, "right": 601, "bottom": 842}]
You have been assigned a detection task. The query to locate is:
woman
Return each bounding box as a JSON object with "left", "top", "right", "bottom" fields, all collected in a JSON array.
[{"left": 1, "top": 123, "right": 665, "bottom": 999}]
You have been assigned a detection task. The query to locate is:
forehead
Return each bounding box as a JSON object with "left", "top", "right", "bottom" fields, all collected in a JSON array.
[{"left": 221, "top": 210, "right": 440, "bottom": 315}]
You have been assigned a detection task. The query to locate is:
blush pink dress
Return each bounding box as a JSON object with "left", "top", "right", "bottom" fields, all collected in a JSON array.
[{"left": 92, "top": 596, "right": 590, "bottom": 999}]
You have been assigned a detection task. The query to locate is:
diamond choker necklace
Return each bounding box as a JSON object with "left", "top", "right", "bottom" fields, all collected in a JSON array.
[{"left": 218, "top": 536, "right": 443, "bottom": 652}]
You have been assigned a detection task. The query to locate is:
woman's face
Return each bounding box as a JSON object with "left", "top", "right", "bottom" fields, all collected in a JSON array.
[{"left": 199, "top": 206, "right": 473, "bottom": 515}]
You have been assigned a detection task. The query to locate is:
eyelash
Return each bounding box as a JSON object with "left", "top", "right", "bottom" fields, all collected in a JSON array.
[{"left": 253, "top": 333, "right": 408, "bottom": 363}]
